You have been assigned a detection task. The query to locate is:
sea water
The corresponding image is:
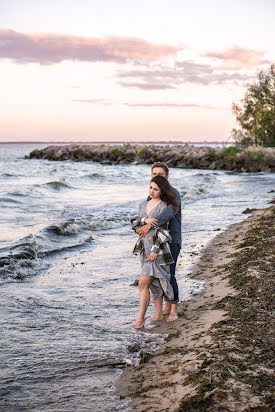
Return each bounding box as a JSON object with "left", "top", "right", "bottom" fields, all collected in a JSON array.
[{"left": 0, "top": 144, "right": 274, "bottom": 411}]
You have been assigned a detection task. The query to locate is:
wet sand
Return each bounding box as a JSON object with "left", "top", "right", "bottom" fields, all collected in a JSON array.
[{"left": 116, "top": 203, "right": 275, "bottom": 411}]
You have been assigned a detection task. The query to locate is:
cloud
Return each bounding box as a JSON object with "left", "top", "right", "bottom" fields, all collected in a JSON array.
[
  {"left": 118, "top": 81, "right": 176, "bottom": 90},
  {"left": 0, "top": 28, "right": 180, "bottom": 65},
  {"left": 124, "top": 102, "right": 218, "bottom": 109},
  {"left": 205, "top": 46, "right": 266, "bottom": 69},
  {"left": 74, "top": 99, "right": 220, "bottom": 109},
  {"left": 73, "top": 98, "right": 112, "bottom": 105},
  {"left": 117, "top": 61, "right": 254, "bottom": 90}
]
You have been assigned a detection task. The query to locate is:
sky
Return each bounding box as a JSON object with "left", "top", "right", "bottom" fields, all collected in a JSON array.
[{"left": 0, "top": 0, "right": 274, "bottom": 143}]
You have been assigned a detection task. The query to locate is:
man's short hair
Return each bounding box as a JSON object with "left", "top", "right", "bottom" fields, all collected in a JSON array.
[{"left": 151, "top": 162, "right": 169, "bottom": 176}]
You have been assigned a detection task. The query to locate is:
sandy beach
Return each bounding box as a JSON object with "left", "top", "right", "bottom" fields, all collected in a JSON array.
[{"left": 117, "top": 203, "right": 275, "bottom": 411}]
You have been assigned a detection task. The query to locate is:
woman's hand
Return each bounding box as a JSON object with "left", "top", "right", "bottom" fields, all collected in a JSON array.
[
  {"left": 148, "top": 252, "right": 158, "bottom": 261},
  {"left": 145, "top": 217, "right": 158, "bottom": 227}
]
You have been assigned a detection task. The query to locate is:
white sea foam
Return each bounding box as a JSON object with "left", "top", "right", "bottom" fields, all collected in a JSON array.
[{"left": 0, "top": 144, "right": 274, "bottom": 411}]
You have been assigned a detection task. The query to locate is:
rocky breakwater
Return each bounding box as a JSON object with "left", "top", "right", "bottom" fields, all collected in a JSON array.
[{"left": 26, "top": 144, "right": 275, "bottom": 173}]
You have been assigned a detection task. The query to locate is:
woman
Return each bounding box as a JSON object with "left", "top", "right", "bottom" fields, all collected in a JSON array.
[{"left": 131, "top": 175, "right": 179, "bottom": 329}]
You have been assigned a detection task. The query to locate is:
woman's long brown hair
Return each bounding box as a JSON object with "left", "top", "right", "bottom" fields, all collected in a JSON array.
[{"left": 150, "top": 175, "right": 179, "bottom": 212}]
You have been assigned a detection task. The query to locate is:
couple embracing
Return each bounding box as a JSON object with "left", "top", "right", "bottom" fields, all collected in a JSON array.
[{"left": 131, "top": 162, "right": 181, "bottom": 329}]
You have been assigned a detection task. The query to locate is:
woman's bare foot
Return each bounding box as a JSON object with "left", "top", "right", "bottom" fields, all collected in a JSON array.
[
  {"left": 167, "top": 313, "right": 178, "bottom": 322},
  {"left": 134, "top": 319, "right": 145, "bottom": 329},
  {"left": 149, "top": 314, "right": 163, "bottom": 321}
]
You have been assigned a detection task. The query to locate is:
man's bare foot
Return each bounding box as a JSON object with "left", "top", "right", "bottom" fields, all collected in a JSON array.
[
  {"left": 167, "top": 313, "right": 178, "bottom": 322},
  {"left": 134, "top": 319, "right": 145, "bottom": 329},
  {"left": 149, "top": 314, "right": 163, "bottom": 321}
]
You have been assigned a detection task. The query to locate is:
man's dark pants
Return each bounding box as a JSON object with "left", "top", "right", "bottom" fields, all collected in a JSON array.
[{"left": 164, "top": 243, "right": 180, "bottom": 304}]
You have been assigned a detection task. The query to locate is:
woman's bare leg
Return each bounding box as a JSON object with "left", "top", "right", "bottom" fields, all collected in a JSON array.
[
  {"left": 167, "top": 303, "right": 178, "bottom": 322},
  {"left": 163, "top": 301, "right": 171, "bottom": 315},
  {"left": 149, "top": 296, "right": 163, "bottom": 321},
  {"left": 135, "top": 276, "right": 154, "bottom": 328}
]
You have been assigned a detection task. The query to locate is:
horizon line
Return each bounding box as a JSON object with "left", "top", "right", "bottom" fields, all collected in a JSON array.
[{"left": 0, "top": 140, "right": 232, "bottom": 145}]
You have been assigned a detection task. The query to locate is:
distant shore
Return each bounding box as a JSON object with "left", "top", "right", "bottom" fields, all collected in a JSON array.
[
  {"left": 1, "top": 141, "right": 230, "bottom": 145},
  {"left": 117, "top": 203, "right": 275, "bottom": 411},
  {"left": 26, "top": 143, "right": 275, "bottom": 173}
]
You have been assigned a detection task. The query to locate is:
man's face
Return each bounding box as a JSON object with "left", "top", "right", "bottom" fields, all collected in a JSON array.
[{"left": 151, "top": 167, "right": 168, "bottom": 179}]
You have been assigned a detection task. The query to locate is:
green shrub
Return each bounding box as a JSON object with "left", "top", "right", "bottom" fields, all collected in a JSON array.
[
  {"left": 207, "top": 148, "right": 218, "bottom": 160},
  {"left": 123, "top": 143, "right": 131, "bottom": 150},
  {"left": 137, "top": 147, "right": 147, "bottom": 157},
  {"left": 110, "top": 148, "right": 119, "bottom": 156},
  {"left": 247, "top": 150, "right": 264, "bottom": 161},
  {"left": 221, "top": 146, "right": 242, "bottom": 157}
]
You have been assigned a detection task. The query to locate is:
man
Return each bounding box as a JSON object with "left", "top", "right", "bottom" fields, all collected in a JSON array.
[{"left": 136, "top": 162, "right": 181, "bottom": 322}]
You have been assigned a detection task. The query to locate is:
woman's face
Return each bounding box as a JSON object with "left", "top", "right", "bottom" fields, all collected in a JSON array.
[{"left": 149, "top": 181, "right": 161, "bottom": 199}]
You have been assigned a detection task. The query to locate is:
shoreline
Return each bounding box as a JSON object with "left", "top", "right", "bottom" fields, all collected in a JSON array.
[
  {"left": 116, "top": 203, "right": 274, "bottom": 411},
  {"left": 1, "top": 141, "right": 229, "bottom": 145}
]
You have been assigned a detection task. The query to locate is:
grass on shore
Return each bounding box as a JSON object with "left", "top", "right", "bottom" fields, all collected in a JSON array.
[{"left": 178, "top": 206, "right": 275, "bottom": 411}]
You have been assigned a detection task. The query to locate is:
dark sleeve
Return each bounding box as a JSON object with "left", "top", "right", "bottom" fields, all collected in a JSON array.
[{"left": 155, "top": 189, "right": 181, "bottom": 227}]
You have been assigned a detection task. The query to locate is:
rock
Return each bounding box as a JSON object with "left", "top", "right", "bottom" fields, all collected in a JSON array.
[
  {"left": 27, "top": 149, "right": 41, "bottom": 159},
  {"left": 175, "top": 161, "right": 188, "bottom": 168},
  {"left": 225, "top": 162, "right": 233, "bottom": 170},
  {"left": 127, "top": 343, "right": 141, "bottom": 353},
  {"left": 215, "top": 160, "right": 226, "bottom": 169},
  {"left": 242, "top": 208, "right": 257, "bottom": 214},
  {"left": 24, "top": 144, "right": 275, "bottom": 173},
  {"left": 263, "top": 152, "right": 275, "bottom": 167},
  {"left": 124, "top": 150, "right": 136, "bottom": 162},
  {"left": 199, "top": 160, "right": 211, "bottom": 168},
  {"left": 166, "top": 158, "right": 176, "bottom": 166}
]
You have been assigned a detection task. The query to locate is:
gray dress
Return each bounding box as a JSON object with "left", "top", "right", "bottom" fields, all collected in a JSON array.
[{"left": 138, "top": 200, "right": 174, "bottom": 301}]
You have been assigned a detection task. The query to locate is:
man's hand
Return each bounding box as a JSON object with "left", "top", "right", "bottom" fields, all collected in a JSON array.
[
  {"left": 148, "top": 252, "right": 157, "bottom": 261},
  {"left": 136, "top": 224, "right": 151, "bottom": 238},
  {"left": 145, "top": 217, "right": 158, "bottom": 227}
]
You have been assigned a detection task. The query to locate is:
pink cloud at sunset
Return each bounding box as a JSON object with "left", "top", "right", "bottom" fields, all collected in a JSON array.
[
  {"left": 124, "top": 102, "right": 220, "bottom": 109},
  {"left": 116, "top": 61, "right": 256, "bottom": 90},
  {"left": 0, "top": 0, "right": 274, "bottom": 143},
  {"left": 73, "top": 100, "right": 222, "bottom": 109},
  {"left": 205, "top": 46, "right": 267, "bottom": 69},
  {"left": 0, "top": 28, "right": 180, "bottom": 65}
]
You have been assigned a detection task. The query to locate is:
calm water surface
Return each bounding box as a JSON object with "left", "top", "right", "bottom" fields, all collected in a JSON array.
[{"left": 0, "top": 144, "right": 274, "bottom": 411}]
